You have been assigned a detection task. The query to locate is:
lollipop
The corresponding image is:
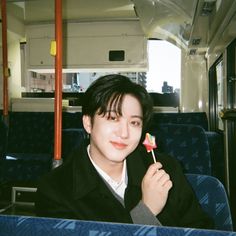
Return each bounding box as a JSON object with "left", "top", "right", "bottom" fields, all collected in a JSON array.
[{"left": 143, "top": 133, "right": 157, "bottom": 163}]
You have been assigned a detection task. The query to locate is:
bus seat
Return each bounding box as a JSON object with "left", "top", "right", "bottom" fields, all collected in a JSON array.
[
  {"left": 151, "top": 124, "right": 211, "bottom": 175},
  {"left": 0, "top": 214, "right": 235, "bottom": 236},
  {"left": 149, "top": 92, "right": 179, "bottom": 108},
  {"left": 151, "top": 112, "right": 209, "bottom": 131},
  {"left": 62, "top": 128, "right": 87, "bottom": 159},
  {"left": 0, "top": 119, "right": 8, "bottom": 160},
  {"left": 186, "top": 174, "right": 233, "bottom": 231},
  {"left": 2, "top": 153, "right": 52, "bottom": 182},
  {"left": 0, "top": 112, "right": 85, "bottom": 186},
  {"left": 6, "top": 112, "right": 54, "bottom": 154},
  {"left": 2, "top": 112, "right": 54, "bottom": 184},
  {"left": 6, "top": 111, "right": 84, "bottom": 155},
  {"left": 62, "top": 112, "right": 83, "bottom": 129},
  {"left": 0, "top": 153, "right": 51, "bottom": 210},
  {"left": 205, "top": 131, "right": 225, "bottom": 185}
]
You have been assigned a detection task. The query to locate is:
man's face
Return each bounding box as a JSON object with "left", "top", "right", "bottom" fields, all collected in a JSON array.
[{"left": 83, "top": 94, "right": 143, "bottom": 168}]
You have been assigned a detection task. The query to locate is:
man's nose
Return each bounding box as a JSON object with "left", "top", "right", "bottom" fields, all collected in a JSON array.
[{"left": 118, "top": 120, "right": 129, "bottom": 138}]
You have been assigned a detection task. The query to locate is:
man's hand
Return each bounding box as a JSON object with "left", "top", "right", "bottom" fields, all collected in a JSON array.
[{"left": 141, "top": 162, "right": 173, "bottom": 215}]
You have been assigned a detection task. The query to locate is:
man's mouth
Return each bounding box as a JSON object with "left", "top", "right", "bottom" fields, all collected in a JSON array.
[{"left": 110, "top": 141, "right": 128, "bottom": 149}]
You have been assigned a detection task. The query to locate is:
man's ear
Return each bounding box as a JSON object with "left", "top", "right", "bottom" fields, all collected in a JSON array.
[{"left": 82, "top": 115, "right": 92, "bottom": 134}]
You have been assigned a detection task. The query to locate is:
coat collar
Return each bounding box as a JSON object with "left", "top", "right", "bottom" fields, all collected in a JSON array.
[{"left": 71, "top": 144, "right": 148, "bottom": 200}]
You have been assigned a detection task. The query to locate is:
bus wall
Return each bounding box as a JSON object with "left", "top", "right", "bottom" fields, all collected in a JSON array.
[
  {"left": 181, "top": 53, "right": 208, "bottom": 113},
  {"left": 0, "top": 41, "right": 22, "bottom": 110},
  {"left": 1, "top": 18, "right": 236, "bottom": 113}
]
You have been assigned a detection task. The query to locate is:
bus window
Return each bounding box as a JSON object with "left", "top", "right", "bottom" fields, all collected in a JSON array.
[
  {"left": 146, "top": 40, "right": 181, "bottom": 94},
  {"left": 23, "top": 40, "right": 181, "bottom": 99},
  {"left": 216, "top": 60, "right": 224, "bottom": 130}
]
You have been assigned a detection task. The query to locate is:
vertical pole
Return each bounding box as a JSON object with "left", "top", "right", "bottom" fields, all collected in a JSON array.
[
  {"left": 52, "top": 0, "right": 63, "bottom": 168},
  {"left": 1, "top": 0, "right": 9, "bottom": 124}
]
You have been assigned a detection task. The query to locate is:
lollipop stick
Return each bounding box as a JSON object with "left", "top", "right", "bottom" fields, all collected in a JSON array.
[{"left": 151, "top": 150, "right": 157, "bottom": 163}]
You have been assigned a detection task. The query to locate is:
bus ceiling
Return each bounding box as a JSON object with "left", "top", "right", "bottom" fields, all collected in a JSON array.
[
  {"left": 133, "top": 0, "right": 236, "bottom": 55},
  {"left": 4, "top": 0, "right": 236, "bottom": 56}
]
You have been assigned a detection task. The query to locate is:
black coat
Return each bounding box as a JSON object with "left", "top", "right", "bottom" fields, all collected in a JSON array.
[{"left": 35, "top": 143, "right": 214, "bottom": 229}]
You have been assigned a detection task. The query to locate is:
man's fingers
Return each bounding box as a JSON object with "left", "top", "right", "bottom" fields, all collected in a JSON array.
[
  {"left": 163, "top": 179, "right": 173, "bottom": 191},
  {"left": 154, "top": 171, "right": 172, "bottom": 189},
  {"left": 145, "top": 162, "right": 163, "bottom": 178}
]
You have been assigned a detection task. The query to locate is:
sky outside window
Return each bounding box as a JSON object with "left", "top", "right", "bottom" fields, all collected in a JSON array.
[{"left": 146, "top": 40, "right": 181, "bottom": 93}]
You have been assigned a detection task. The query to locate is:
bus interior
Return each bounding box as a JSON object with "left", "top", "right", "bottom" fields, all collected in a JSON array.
[{"left": 0, "top": 0, "right": 236, "bottom": 234}]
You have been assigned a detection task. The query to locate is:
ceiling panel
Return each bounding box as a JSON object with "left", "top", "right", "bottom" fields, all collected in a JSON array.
[{"left": 6, "top": 0, "right": 137, "bottom": 24}]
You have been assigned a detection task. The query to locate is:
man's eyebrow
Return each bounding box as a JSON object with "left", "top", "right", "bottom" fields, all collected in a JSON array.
[
  {"left": 131, "top": 115, "right": 143, "bottom": 120},
  {"left": 105, "top": 110, "right": 143, "bottom": 120},
  {"left": 103, "top": 110, "right": 121, "bottom": 116}
]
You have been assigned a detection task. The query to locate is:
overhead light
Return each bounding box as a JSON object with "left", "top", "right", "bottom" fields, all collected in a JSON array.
[
  {"left": 192, "top": 38, "right": 201, "bottom": 45},
  {"left": 189, "top": 49, "right": 197, "bottom": 55},
  {"left": 201, "top": 0, "right": 216, "bottom": 16}
]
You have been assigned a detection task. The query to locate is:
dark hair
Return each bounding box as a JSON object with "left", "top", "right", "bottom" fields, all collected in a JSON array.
[{"left": 82, "top": 74, "right": 153, "bottom": 135}]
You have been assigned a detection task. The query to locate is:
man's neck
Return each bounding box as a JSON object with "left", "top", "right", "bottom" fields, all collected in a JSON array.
[{"left": 87, "top": 145, "right": 125, "bottom": 183}]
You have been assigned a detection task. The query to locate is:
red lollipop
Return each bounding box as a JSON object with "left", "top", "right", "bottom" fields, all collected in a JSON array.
[{"left": 143, "top": 133, "right": 157, "bottom": 163}]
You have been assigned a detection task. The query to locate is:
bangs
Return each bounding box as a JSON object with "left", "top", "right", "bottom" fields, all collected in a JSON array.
[{"left": 97, "top": 92, "right": 124, "bottom": 117}]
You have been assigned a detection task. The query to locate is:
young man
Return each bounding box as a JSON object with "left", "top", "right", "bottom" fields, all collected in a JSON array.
[{"left": 36, "top": 74, "right": 214, "bottom": 228}]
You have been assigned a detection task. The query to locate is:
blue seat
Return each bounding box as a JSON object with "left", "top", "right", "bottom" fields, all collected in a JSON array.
[
  {"left": 7, "top": 112, "right": 54, "bottom": 154},
  {"left": 151, "top": 112, "right": 209, "bottom": 131},
  {"left": 1, "top": 153, "right": 52, "bottom": 182},
  {"left": 62, "top": 128, "right": 87, "bottom": 159},
  {"left": 151, "top": 124, "right": 211, "bottom": 175},
  {"left": 2, "top": 112, "right": 55, "bottom": 184},
  {"left": 206, "top": 131, "right": 225, "bottom": 185},
  {"left": 186, "top": 174, "right": 233, "bottom": 231},
  {"left": 0, "top": 214, "right": 235, "bottom": 236},
  {"left": 62, "top": 112, "right": 83, "bottom": 129},
  {"left": 0, "top": 119, "right": 8, "bottom": 160}
]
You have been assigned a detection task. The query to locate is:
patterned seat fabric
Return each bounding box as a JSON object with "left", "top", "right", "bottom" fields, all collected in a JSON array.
[
  {"left": 186, "top": 174, "right": 233, "bottom": 231},
  {"left": 0, "top": 119, "right": 8, "bottom": 160},
  {"left": 0, "top": 215, "right": 235, "bottom": 235},
  {"left": 151, "top": 112, "right": 209, "bottom": 131},
  {"left": 206, "top": 131, "right": 225, "bottom": 185},
  {"left": 1, "top": 153, "right": 52, "bottom": 182},
  {"left": 7, "top": 112, "right": 55, "bottom": 154},
  {"left": 151, "top": 124, "right": 211, "bottom": 175},
  {"left": 1, "top": 112, "right": 55, "bottom": 184},
  {"left": 62, "top": 112, "right": 83, "bottom": 129},
  {"left": 0, "top": 120, "right": 8, "bottom": 185},
  {"left": 62, "top": 128, "right": 87, "bottom": 159},
  {"left": 1, "top": 112, "right": 85, "bottom": 184}
]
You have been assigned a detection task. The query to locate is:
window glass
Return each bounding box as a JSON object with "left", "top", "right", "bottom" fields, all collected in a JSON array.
[
  {"left": 146, "top": 40, "right": 181, "bottom": 93},
  {"left": 216, "top": 60, "right": 224, "bottom": 130},
  {"left": 24, "top": 40, "right": 181, "bottom": 105}
]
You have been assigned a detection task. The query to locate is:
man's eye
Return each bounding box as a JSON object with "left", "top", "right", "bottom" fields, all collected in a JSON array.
[
  {"left": 130, "top": 120, "right": 142, "bottom": 127},
  {"left": 107, "top": 114, "right": 118, "bottom": 121}
]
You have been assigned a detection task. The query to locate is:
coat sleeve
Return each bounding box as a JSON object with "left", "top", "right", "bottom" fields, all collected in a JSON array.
[
  {"left": 157, "top": 154, "right": 215, "bottom": 229},
  {"left": 130, "top": 200, "right": 162, "bottom": 225}
]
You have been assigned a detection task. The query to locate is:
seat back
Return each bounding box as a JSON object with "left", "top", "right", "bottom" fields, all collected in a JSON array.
[
  {"left": 0, "top": 119, "right": 8, "bottom": 159},
  {"left": 7, "top": 112, "right": 54, "bottom": 154},
  {"left": 0, "top": 214, "right": 235, "bottom": 236},
  {"left": 62, "top": 128, "right": 87, "bottom": 159},
  {"left": 206, "top": 131, "right": 225, "bottom": 185},
  {"left": 151, "top": 112, "right": 208, "bottom": 131},
  {"left": 186, "top": 174, "right": 233, "bottom": 231},
  {"left": 152, "top": 124, "right": 211, "bottom": 175}
]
